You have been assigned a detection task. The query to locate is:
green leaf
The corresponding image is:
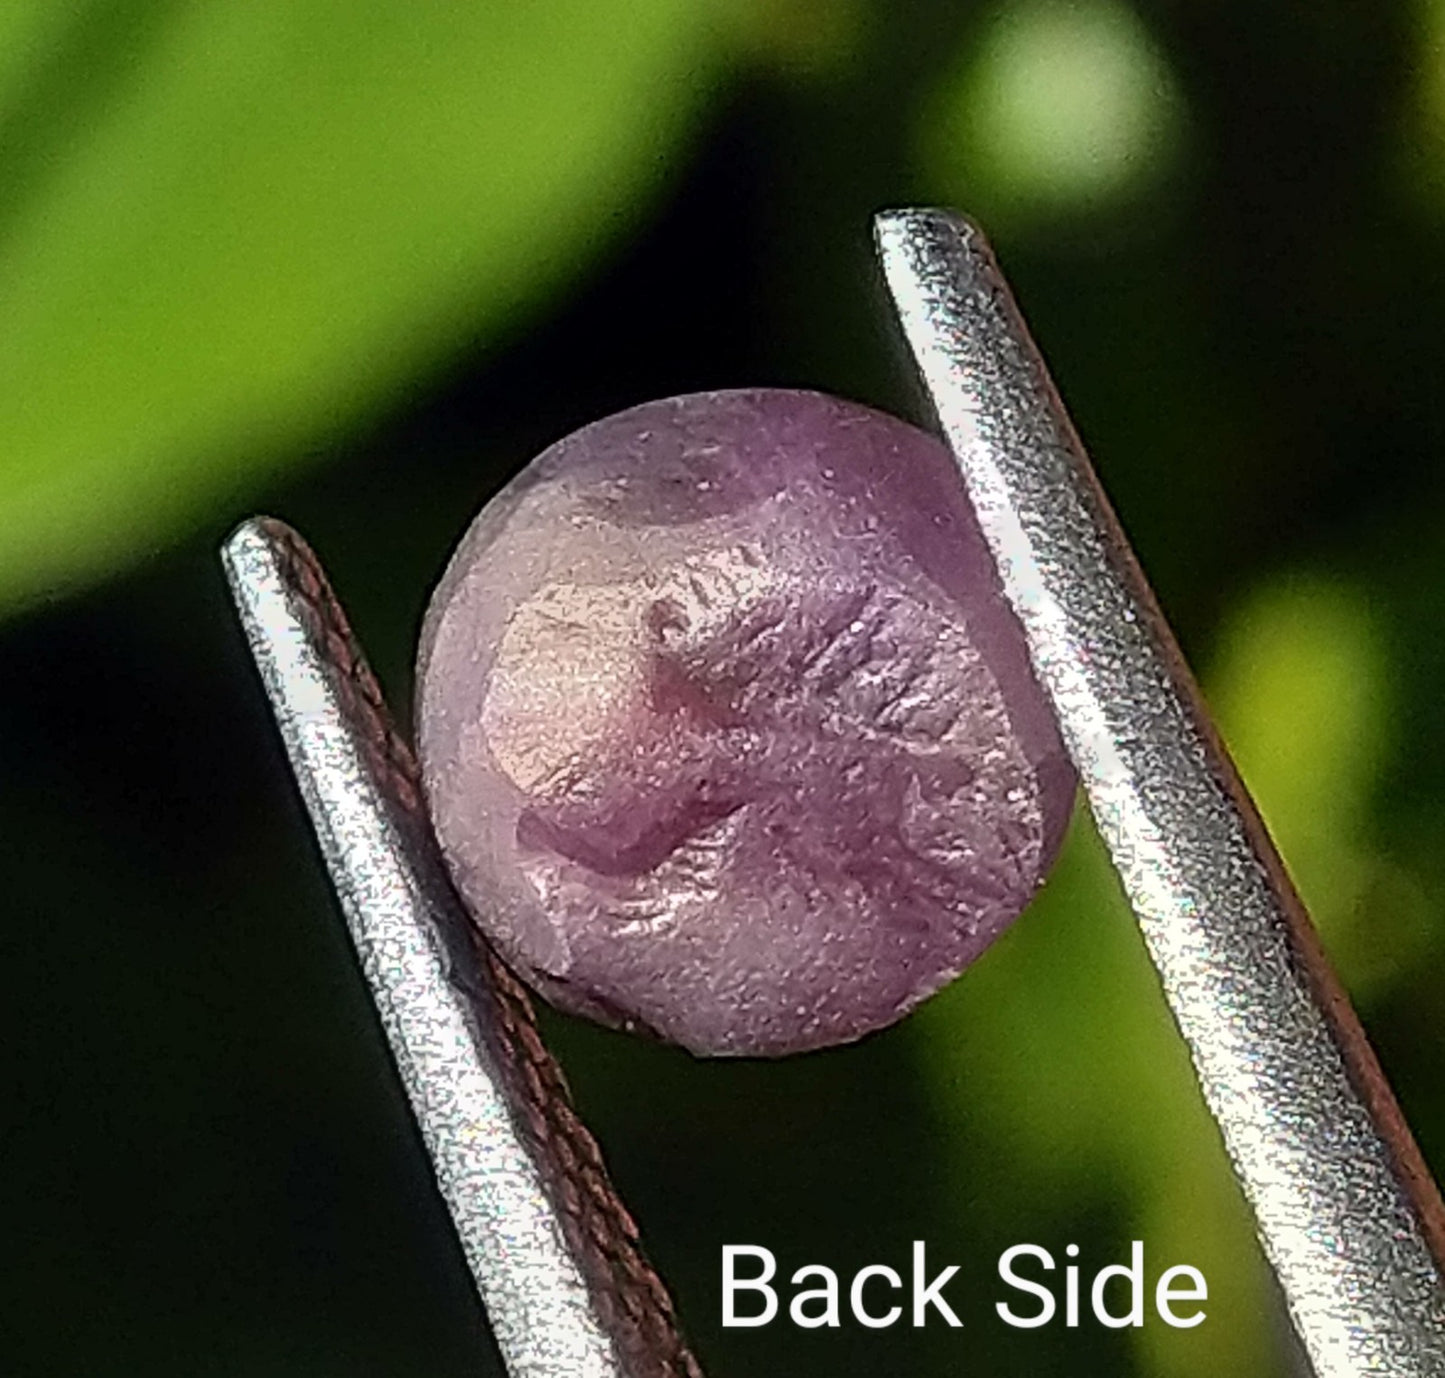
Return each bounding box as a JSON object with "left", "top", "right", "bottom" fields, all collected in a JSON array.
[{"left": 0, "top": 2, "right": 720, "bottom": 612}]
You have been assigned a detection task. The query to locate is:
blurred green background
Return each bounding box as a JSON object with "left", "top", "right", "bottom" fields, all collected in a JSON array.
[{"left": 4, "top": 1, "right": 1444, "bottom": 1373}]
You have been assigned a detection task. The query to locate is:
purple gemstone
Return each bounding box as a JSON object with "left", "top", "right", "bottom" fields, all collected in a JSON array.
[{"left": 416, "top": 390, "right": 1075, "bottom": 1056}]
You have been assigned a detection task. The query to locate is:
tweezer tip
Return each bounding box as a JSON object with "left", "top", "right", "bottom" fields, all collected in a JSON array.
[
  {"left": 220, "top": 517, "right": 309, "bottom": 594},
  {"left": 872, "top": 206, "right": 986, "bottom": 249},
  {"left": 222, "top": 513, "right": 285, "bottom": 551},
  {"left": 220, "top": 514, "right": 270, "bottom": 565}
]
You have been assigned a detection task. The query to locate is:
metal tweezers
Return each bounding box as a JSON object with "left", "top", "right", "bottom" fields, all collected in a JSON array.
[{"left": 222, "top": 209, "right": 1445, "bottom": 1378}]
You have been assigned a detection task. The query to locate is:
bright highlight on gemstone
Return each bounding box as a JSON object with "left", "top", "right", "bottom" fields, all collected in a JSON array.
[{"left": 416, "top": 390, "right": 1076, "bottom": 1056}]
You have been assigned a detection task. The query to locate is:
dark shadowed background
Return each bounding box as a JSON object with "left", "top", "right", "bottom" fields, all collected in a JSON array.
[{"left": 4, "top": 3, "right": 1444, "bottom": 1374}]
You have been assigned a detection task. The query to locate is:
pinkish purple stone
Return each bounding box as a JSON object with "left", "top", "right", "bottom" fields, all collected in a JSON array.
[{"left": 416, "top": 389, "right": 1075, "bottom": 1057}]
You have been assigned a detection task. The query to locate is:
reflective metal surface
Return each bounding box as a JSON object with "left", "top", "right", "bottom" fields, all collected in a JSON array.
[
  {"left": 223, "top": 518, "right": 626, "bottom": 1378},
  {"left": 877, "top": 208, "right": 1445, "bottom": 1377}
]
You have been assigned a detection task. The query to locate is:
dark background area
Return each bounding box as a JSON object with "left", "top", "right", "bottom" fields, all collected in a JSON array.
[{"left": 4, "top": 3, "right": 1445, "bottom": 1374}]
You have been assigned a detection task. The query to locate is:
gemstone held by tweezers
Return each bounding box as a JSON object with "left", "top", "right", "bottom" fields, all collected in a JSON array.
[{"left": 417, "top": 389, "right": 1075, "bottom": 1056}]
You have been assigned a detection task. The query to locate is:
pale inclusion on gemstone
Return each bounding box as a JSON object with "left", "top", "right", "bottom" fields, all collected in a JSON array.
[{"left": 416, "top": 389, "right": 1076, "bottom": 1057}]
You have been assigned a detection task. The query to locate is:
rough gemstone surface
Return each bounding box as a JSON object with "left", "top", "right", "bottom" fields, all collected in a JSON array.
[{"left": 416, "top": 390, "right": 1075, "bottom": 1056}]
